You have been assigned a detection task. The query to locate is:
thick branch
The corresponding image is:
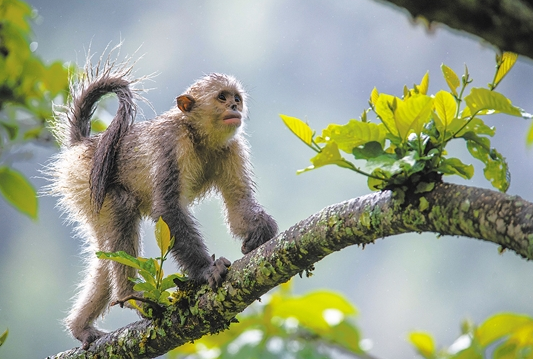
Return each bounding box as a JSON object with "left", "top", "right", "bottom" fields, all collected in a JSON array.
[
  {"left": 376, "top": 0, "right": 533, "bottom": 60},
  {"left": 47, "top": 183, "right": 533, "bottom": 359}
]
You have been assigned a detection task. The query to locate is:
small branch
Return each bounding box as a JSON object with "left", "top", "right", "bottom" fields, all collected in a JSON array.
[
  {"left": 46, "top": 182, "right": 533, "bottom": 359},
  {"left": 110, "top": 295, "right": 155, "bottom": 308}
]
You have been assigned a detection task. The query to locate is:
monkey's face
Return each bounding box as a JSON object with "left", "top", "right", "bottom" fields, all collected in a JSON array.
[
  {"left": 178, "top": 73, "right": 248, "bottom": 146},
  {"left": 216, "top": 90, "right": 243, "bottom": 128}
]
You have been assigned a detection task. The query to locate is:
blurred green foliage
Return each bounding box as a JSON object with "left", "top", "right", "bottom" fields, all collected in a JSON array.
[
  {"left": 0, "top": 0, "right": 70, "bottom": 219},
  {"left": 282, "top": 53, "right": 527, "bottom": 194},
  {"left": 409, "top": 313, "right": 533, "bottom": 359},
  {"left": 169, "top": 281, "right": 367, "bottom": 359}
]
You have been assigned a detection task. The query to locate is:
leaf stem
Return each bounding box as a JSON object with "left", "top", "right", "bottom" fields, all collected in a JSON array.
[
  {"left": 374, "top": 112, "right": 395, "bottom": 137},
  {"left": 446, "top": 110, "right": 482, "bottom": 142},
  {"left": 310, "top": 139, "right": 322, "bottom": 153},
  {"left": 489, "top": 57, "right": 503, "bottom": 91},
  {"left": 454, "top": 68, "right": 471, "bottom": 119}
]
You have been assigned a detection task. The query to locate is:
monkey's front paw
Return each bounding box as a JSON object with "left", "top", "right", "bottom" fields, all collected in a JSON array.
[
  {"left": 242, "top": 215, "right": 278, "bottom": 254},
  {"left": 204, "top": 256, "right": 231, "bottom": 289}
]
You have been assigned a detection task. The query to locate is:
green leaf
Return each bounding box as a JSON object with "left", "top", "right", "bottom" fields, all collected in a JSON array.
[
  {"left": 0, "top": 166, "right": 37, "bottom": 219},
  {"left": 493, "top": 52, "right": 518, "bottom": 89},
  {"left": 464, "top": 133, "right": 490, "bottom": 160},
  {"left": 415, "top": 182, "right": 435, "bottom": 194},
  {"left": 394, "top": 94, "right": 434, "bottom": 138},
  {"left": 434, "top": 90, "right": 457, "bottom": 131},
  {"left": 370, "top": 87, "right": 379, "bottom": 106},
  {"left": 437, "top": 158, "right": 474, "bottom": 179},
  {"left": 316, "top": 120, "right": 387, "bottom": 153},
  {"left": 419, "top": 197, "right": 429, "bottom": 211},
  {"left": 96, "top": 251, "right": 143, "bottom": 270},
  {"left": 133, "top": 281, "right": 156, "bottom": 292},
  {"left": 137, "top": 257, "right": 159, "bottom": 278},
  {"left": 464, "top": 88, "right": 521, "bottom": 117},
  {"left": 455, "top": 118, "right": 495, "bottom": 138},
  {"left": 352, "top": 141, "right": 387, "bottom": 160},
  {"left": 465, "top": 136, "right": 509, "bottom": 192},
  {"left": 483, "top": 150, "right": 510, "bottom": 193},
  {"left": 0, "top": 329, "right": 7, "bottom": 347},
  {"left": 408, "top": 332, "right": 435, "bottom": 359},
  {"left": 441, "top": 64, "right": 460, "bottom": 96},
  {"left": 142, "top": 288, "right": 160, "bottom": 302},
  {"left": 155, "top": 216, "right": 172, "bottom": 256},
  {"left": 476, "top": 313, "right": 533, "bottom": 347},
  {"left": 375, "top": 93, "right": 400, "bottom": 137},
  {"left": 280, "top": 114, "right": 314, "bottom": 146},
  {"left": 161, "top": 274, "right": 184, "bottom": 291},
  {"left": 368, "top": 169, "right": 388, "bottom": 191},
  {"left": 138, "top": 269, "right": 157, "bottom": 287},
  {"left": 297, "top": 142, "right": 353, "bottom": 174},
  {"left": 418, "top": 71, "right": 429, "bottom": 95},
  {"left": 158, "top": 290, "right": 173, "bottom": 305}
]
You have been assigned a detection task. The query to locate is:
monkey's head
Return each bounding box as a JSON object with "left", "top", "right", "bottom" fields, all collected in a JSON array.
[{"left": 176, "top": 73, "right": 248, "bottom": 146}]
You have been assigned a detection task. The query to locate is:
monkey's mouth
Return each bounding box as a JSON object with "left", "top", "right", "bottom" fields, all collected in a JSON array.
[{"left": 222, "top": 111, "right": 242, "bottom": 126}]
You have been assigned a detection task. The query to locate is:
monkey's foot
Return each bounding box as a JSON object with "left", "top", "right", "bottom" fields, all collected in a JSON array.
[
  {"left": 205, "top": 256, "right": 231, "bottom": 289},
  {"left": 76, "top": 326, "right": 106, "bottom": 350}
]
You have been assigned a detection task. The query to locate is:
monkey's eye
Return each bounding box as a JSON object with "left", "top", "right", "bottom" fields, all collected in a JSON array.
[
  {"left": 217, "top": 93, "right": 226, "bottom": 102},
  {"left": 234, "top": 95, "right": 241, "bottom": 103}
]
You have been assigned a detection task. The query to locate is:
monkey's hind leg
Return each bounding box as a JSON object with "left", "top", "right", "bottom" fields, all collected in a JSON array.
[
  {"left": 101, "top": 187, "right": 142, "bottom": 306},
  {"left": 65, "top": 254, "right": 111, "bottom": 350},
  {"left": 66, "top": 187, "right": 141, "bottom": 350}
]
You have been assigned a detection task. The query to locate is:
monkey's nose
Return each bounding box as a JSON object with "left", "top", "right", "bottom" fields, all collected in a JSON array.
[{"left": 230, "top": 104, "right": 237, "bottom": 110}]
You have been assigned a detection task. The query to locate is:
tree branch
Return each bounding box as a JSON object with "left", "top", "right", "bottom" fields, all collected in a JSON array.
[
  {"left": 376, "top": 0, "right": 533, "bottom": 60},
  {"left": 46, "top": 182, "right": 533, "bottom": 359}
]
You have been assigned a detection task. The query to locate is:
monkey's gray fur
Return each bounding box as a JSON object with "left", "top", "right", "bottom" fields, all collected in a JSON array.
[{"left": 46, "top": 52, "right": 278, "bottom": 349}]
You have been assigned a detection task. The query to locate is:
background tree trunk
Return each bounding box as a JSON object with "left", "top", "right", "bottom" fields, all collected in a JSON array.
[{"left": 377, "top": 0, "right": 533, "bottom": 60}]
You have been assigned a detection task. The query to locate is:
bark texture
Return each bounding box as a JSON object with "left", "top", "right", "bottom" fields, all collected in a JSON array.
[
  {"left": 47, "top": 183, "right": 533, "bottom": 359},
  {"left": 377, "top": 0, "right": 533, "bottom": 60}
]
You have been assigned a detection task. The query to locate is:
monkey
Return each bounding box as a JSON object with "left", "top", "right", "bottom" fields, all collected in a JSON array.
[{"left": 46, "top": 55, "right": 278, "bottom": 349}]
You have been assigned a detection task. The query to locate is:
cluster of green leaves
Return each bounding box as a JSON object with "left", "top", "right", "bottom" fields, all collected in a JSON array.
[
  {"left": 97, "top": 217, "right": 185, "bottom": 314},
  {"left": 0, "top": 0, "right": 70, "bottom": 219},
  {"left": 282, "top": 53, "right": 527, "bottom": 193},
  {"left": 169, "top": 281, "right": 366, "bottom": 359},
  {"left": 409, "top": 313, "right": 533, "bottom": 359}
]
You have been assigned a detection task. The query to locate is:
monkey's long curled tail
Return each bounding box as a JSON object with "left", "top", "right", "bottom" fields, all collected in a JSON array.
[{"left": 54, "top": 53, "right": 139, "bottom": 213}]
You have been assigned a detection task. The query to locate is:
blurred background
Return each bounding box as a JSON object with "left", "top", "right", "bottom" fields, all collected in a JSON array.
[{"left": 1, "top": 0, "right": 533, "bottom": 358}]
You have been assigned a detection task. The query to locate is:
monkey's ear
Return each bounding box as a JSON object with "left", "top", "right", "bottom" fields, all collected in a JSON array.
[{"left": 176, "top": 94, "right": 196, "bottom": 112}]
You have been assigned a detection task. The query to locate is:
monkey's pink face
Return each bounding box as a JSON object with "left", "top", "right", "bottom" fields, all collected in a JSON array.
[{"left": 217, "top": 90, "right": 244, "bottom": 128}]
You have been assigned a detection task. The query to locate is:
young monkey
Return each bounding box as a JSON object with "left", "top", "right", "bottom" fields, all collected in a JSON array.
[{"left": 47, "top": 56, "right": 278, "bottom": 349}]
